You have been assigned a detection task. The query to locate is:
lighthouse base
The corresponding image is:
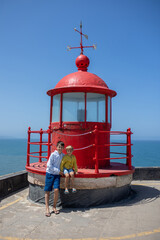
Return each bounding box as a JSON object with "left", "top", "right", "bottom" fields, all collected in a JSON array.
[
  {"left": 28, "top": 182, "right": 131, "bottom": 207},
  {"left": 27, "top": 164, "right": 134, "bottom": 207}
]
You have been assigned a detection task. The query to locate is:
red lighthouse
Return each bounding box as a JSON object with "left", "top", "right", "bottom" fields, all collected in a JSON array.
[
  {"left": 47, "top": 24, "right": 116, "bottom": 170},
  {"left": 26, "top": 24, "right": 134, "bottom": 207}
]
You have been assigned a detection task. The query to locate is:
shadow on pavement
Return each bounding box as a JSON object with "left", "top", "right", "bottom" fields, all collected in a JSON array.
[{"left": 60, "top": 184, "right": 160, "bottom": 213}]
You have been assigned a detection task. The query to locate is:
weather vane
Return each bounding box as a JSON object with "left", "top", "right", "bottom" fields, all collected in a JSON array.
[{"left": 67, "top": 22, "right": 96, "bottom": 54}]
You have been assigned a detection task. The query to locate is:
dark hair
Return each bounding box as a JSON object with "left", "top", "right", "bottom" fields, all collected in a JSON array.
[{"left": 56, "top": 141, "right": 65, "bottom": 147}]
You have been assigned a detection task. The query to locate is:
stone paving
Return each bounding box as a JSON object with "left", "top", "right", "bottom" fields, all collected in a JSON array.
[{"left": 0, "top": 180, "right": 160, "bottom": 240}]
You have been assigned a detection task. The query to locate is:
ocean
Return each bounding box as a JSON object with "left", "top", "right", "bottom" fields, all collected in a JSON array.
[{"left": 0, "top": 139, "right": 160, "bottom": 176}]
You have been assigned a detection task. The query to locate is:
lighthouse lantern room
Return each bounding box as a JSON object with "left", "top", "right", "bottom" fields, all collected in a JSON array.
[{"left": 26, "top": 23, "right": 134, "bottom": 207}]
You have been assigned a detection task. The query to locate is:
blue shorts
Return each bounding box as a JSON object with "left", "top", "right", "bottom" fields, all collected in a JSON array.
[
  {"left": 63, "top": 168, "right": 74, "bottom": 175},
  {"left": 44, "top": 172, "right": 60, "bottom": 191}
]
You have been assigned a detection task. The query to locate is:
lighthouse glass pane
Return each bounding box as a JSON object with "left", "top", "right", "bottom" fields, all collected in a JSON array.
[
  {"left": 62, "top": 92, "right": 85, "bottom": 122},
  {"left": 87, "top": 93, "right": 105, "bottom": 122},
  {"left": 52, "top": 94, "right": 60, "bottom": 122},
  {"left": 108, "top": 96, "right": 111, "bottom": 123}
]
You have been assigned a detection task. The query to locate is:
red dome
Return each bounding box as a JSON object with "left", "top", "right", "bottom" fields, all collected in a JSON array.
[
  {"left": 47, "top": 54, "right": 117, "bottom": 97},
  {"left": 55, "top": 71, "right": 108, "bottom": 89}
]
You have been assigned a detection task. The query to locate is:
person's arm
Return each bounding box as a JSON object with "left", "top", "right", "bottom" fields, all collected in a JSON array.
[{"left": 73, "top": 156, "right": 78, "bottom": 173}]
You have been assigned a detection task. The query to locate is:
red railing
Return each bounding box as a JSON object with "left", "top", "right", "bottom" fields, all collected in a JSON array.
[
  {"left": 26, "top": 126, "right": 52, "bottom": 166},
  {"left": 26, "top": 125, "right": 133, "bottom": 172},
  {"left": 93, "top": 126, "right": 133, "bottom": 173}
]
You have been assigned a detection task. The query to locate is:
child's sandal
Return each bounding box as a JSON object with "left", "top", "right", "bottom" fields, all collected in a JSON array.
[
  {"left": 72, "top": 188, "right": 76, "bottom": 193},
  {"left": 45, "top": 212, "right": 51, "bottom": 217},
  {"left": 64, "top": 189, "right": 69, "bottom": 194}
]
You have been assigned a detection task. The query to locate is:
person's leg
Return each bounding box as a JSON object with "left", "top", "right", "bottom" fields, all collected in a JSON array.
[
  {"left": 70, "top": 171, "right": 75, "bottom": 189},
  {"left": 45, "top": 191, "right": 50, "bottom": 216},
  {"left": 64, "top": 173, "right": 69, "bottom": 190},
  {"left": 44, "top": 172, "right": 54, "bottom": 217},
  {"left": 53, "top": 188, "right": 59, "bottom": 213},
  {"left": 52, "top": 175, "right": 60, "bottom": 214}
]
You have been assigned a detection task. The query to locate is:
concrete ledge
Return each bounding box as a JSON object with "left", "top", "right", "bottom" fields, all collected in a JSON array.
[
  {"left": 133, "top": 167, "right": 160, "bottom": 180},
  {"left": 0, "top": 170, "right": 28, "bottom": 198},
  {"left": 28, "top": 172, "right": 133, "bottom": 189}
]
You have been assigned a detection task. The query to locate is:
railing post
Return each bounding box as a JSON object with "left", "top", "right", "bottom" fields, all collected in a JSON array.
[
  {"left": 39, "top": 128, "right": 43, "bottom": 162},
  {"left": 47, "top": 125, "right": 52, "bottom": 161},
  {"left": 27, "top": 127, "right": 31, "bottom": 166},
  {"left": 94, "top": 125, "right": 99, "bottom": 173},
  {"left": 127, "top": 128, "right": 132, "bottom": 170}
]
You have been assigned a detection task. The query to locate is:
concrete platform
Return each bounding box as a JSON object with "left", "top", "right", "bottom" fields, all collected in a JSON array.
[
  {"left": 28, "top": 168, "right": 133, "bottom": 207},
  {"left": 0, "top": 180, "right": 160, "bottom": 240}
]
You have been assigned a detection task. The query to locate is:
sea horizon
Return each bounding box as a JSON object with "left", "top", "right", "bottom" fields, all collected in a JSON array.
[{"left": 0, "top": 138, "right": 160, "bottom": 176}]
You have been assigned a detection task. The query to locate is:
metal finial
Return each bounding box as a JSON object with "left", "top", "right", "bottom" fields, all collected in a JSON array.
[{"left": 67, "top": 22, "right": 96, "bottom": 54}]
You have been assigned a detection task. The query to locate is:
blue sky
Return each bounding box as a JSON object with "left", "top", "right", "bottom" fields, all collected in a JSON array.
[{"left": 0, "top": 0, "right": 160, "bottom": 140}]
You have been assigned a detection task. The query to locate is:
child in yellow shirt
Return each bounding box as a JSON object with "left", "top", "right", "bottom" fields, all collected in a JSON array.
[{"left": 60, "top": 145, "right": 78, "bottom": 194}]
